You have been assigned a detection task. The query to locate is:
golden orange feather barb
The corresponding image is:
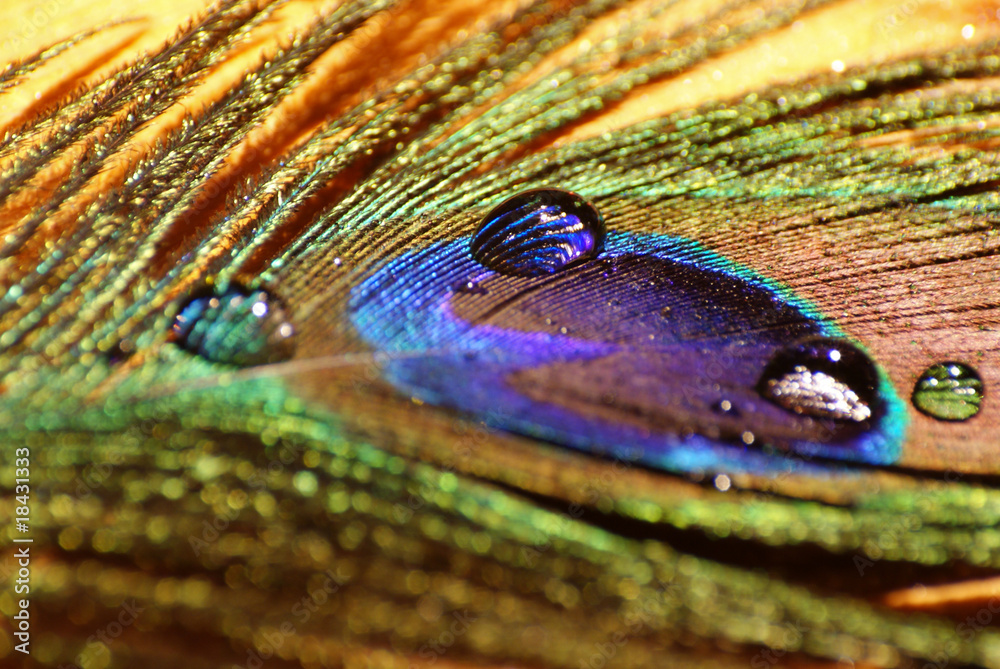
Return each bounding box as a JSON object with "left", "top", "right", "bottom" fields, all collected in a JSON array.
[{"left": 2, "top": 1, "right": 1000, "bottom": 668}]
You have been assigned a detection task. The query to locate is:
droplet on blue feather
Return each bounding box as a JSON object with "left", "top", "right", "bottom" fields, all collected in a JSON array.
[
  {"left": 452, "top": 279, "right": 488, "bottom": 295},
  {"left": 758, "top": 337, "right": 878, "bottom": 422},
  {"left": 470, "top": 189, "right": 604, "bottom": 276},
  {"left": 711, "top": 399, "right": 739, "bottom": 416}
]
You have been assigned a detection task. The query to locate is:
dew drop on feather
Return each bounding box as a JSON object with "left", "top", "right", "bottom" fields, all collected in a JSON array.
[
  {"left": 758, "top": 337, "right": 878, "bottom": 423},
  {"left": 172, "top": 285, "right": 296, "bottom": 367},
  {"left": 470, "top": 189, "right": 605, "bottom": 277},
  {"left": 912, "top": 362, "right": 983, "bottom": 422}
]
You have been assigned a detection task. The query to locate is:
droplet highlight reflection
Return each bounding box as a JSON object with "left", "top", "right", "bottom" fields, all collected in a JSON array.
[
  {"left": 470, "top": 189, "right": 605, "bottom": 276},
  {"left": 758, "top": 337, "right": 878, "bottom": 422},
  {"left": 912, "top": 362, "right": 983, "bottom": 421},
  {"left": 172, "top": 285, "right": 295, "bottom": 366}
]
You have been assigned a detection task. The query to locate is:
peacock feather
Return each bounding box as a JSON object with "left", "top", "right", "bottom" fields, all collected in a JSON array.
[{"left": 2, "top": 0, "right": 1000, "bottom": 667}]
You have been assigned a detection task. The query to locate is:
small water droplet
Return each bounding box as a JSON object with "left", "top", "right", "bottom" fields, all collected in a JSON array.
[
  {"left": 711, "top": 399, "right": 739, "bottom": 416},
  {"left": 453, "top": 280, "right": 488, "bottom": 295},
  {"left": 172, "top": 284, "right": 295, "bottom": 366},
  {"left": 470, "top": 188, "right": 605, "bottom": 276},
  {"left": 758, "top": 337, "right": 878, "bottom": 422},
  {"left": 912, "top": 362, "right": 983, "bottom": 421}
]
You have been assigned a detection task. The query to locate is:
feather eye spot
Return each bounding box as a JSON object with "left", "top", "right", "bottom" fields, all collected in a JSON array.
[
  {"left": 171, "top": 285, "right": 296, "bottom": 367},
  {"left": 470, "top": 189, "right": 605, "bottom": 277},
  {"left": 912, "top": 362, "right": 983, "bottom": 421},
  {"left": 353, "top": 235, "right": 907, "bottom": 473}
]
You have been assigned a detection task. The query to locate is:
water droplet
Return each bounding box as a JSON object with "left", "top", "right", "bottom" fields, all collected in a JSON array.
[
  {"left": 758, "top": 337, "right": 878, "bottom": 422},
  {"left": 714, "top": 474, "right": 731, "bottom": 491},
  {"left": 912, "top": 362, "right": 983, "bottom": 421},
  {"left": 470, "top": 188, "right": 605, "bottom": 276},
  {"left": 172, "top": 285, "right": 295, "bottom": 366},
  {"left": 453, "top": 280, "right": 488, "bottom": 295},
  {"left": 711, "top": 399, "right": 739, "bottom": 416}
]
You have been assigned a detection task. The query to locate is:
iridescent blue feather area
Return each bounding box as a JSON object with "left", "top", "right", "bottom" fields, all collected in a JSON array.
[{"left": 351, "top": 227, "right": 907, "bottom": 475}]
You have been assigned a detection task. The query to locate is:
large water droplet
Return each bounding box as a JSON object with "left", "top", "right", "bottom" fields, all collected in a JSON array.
[
  {"left": 912, "top": 362, "right": 983, "bottom": 421},
  {"left": 172, "top": 285, "right": 295, "bottom": 366},
  {"left": 470, "top": 188, "right": 605, "bottom": 276},
  {"left": 758, "top": 337, "right": 878, "bottom": 422}
]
